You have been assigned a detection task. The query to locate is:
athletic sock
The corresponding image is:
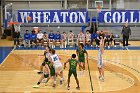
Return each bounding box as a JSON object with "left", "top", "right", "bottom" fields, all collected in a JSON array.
[
  {"left": 60, "top": 78, "right": 64, "bottom": 81},
  {"left": 54, "top": 81, "right": 56, "bottom": 84}
]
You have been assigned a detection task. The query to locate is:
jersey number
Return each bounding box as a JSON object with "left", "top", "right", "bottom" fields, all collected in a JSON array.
[
  {"left": 53, "top": 56, "right": 58, "bottom": 61},
  {"left": 71, "top": 61, "right": 76, "bottom": 66}
]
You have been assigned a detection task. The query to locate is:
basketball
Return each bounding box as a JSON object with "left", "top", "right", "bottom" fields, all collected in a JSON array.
[{"left": 27, "top": 16, "right": 32, "bottom": 21}]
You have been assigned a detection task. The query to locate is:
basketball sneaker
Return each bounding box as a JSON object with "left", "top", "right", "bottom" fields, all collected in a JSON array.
[
  {"left": 37, "top": 71, "right": 43, "bottom": 74},
  {"left": 76, "top": 86, "right": 80, "bottom": 90},
  {"left": 67, "top": 86, "right": 70, "bottom": 90},
  {"left": 52, "top": 84, "right": 56, "bottom": 88},
  {"left": 101, "top": 76, "right": 105, "bottom": 82},
  {"left": 99, "top": 76, "right": 102, "bottom": 80},
  {"left": 33, "top": 85, "right": 40, "bottom": 88}
]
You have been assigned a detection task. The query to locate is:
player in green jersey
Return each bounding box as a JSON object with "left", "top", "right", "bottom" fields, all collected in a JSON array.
[
  {"left": 33, "top": 58, "right": 51, "bottom": 88},
  {"left": 76, "top": 43, "right": 88, "bottom": 71},
  {"left": 33, "top": 48, "right": 55, "bottom": 88},
  {"left": 37, "top": 46, "right": 51, "bottom": 74},
  {"left": 64, "top": 54, "right": 83, "bottom": 90}
]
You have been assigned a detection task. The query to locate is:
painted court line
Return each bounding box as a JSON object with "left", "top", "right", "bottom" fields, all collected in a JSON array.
[
  {"left": 96, "top": 71, "right": 102, "bottom": 91},
  {"left": 125, "top": 46, "right": 129, "bottom": 51},
  {"left": 0, "top": 48, "right": 14, "bottom": 65},
  {"left": 24, "top": 91, "right": 31, "bottom": 93}
]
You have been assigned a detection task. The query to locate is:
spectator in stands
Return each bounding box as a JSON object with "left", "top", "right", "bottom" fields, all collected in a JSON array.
[
  {"left": 54, "top": 31, "right": 62, "bottom": 48},
  {"left": 43, "top": 32, "right": 48, "bottom": 45},
  {"left": 105, "top": 33, "right": 111, "bottom": 48},
  {"left": 61, "top": 32, "right": 67, "bottom": 48},
  {"left": 91, "top": 31, "right": 98, "bottom": 47},
  {"left": 85, "top": 30, "right": 91, "bottom": 46},
  {"left": 48, "top": 30, "right": 55, "bottom": 48},
  {"left": 97, "top": 31, "right": 106, "bottom": 47},
  {"left": 30, "top": 30, "right": 37, "bottom": 47},
  {"left": 99, "top": 31, "right": 106, "bottom": 39},
  {"left": 121, "top": 22, "right": 131, "bottom": 47},
  {"left": 24, "top": 30, "right": 30, "bottom": 47},
  {"left": 77, "top": 31, "right": 85, "bottom": 45},
  {"left": 13, "top": 31, "right": 20, "bottom": 47},
  {"left": 37, "top": 30, "right": 44, "bottom": 46},
  {"left": 108, "top": 33, "right": 115, "bottom": 47},
  {"left": 68, "top": 30, "right": 74, "bottom": 46}
]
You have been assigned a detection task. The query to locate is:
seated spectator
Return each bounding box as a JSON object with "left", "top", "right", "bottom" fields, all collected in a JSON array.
[
  {"left": 91, "top": 31, "right": 98, "bottom": 47},
  {"left": 114, "top": 34, "right": 120, "bottom": 47},
  {"left": 13, "top": 31, "right": 20, "bottom": 47},
  {"left": 67, "top": 30, "right": 74, "bottom": 46},
  {"left": 97, "top": 31, "right": 106, "bottom": 46},
  {"left": 30, "top": 30, "right": 37, "bottom": 47},
  {"left": 54, "top": 31, "right": 62, "bottom": 48},
  {"left": 48, "top": 30, "right": 55, "bottom": 48},
  {"left": 37, "top": 30, "right": 44, "bottom": 46},
  {"left": 85, "top": 30, "right": 91, "bottom": 46},
  {"left": 109, "top": 33, "right": 115, "bottom": 47},
  {"left": 106, "top": 33, "right": 115, "bottom": 48},
  {"left": 99, "top": 31, "right": 106, "bottom": 39},
  {"left": 43, "top": 32, "right": 48, "bottom": 46},
  {"left": 61, "top": 32, "right": 67, "bottom": 48},
  {"left": 24, "top": 30, "right": 30, "bottom": 47},
  {"left": 77, "top": 31, "right": 85, "bottom": 45}
]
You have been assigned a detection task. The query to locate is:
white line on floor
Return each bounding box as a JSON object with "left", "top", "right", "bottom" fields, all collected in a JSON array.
[{"left": 96, "top": 71, "right": 102, "bottom": 91}]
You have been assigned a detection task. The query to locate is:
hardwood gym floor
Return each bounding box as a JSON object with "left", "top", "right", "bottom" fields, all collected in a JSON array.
[{"left": 0, "top": 39, "right": 140, "bottom": 93}]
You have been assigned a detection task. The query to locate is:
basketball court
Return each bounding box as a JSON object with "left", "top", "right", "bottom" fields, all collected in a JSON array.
[
  {"left": 0, "top": 40, "right": 140, "bottom": 93},
  {"left": 1, "top": 0, "right": 140, "bottom": 93}
]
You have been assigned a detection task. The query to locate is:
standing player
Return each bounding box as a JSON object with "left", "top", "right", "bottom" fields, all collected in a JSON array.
[
  {"left": 76, "top": 43, "right": 88, "bottom": 72},
  {"left": 33, "top": 58, "right": 51, "bottom": 88},
  {"left": 97, "top": 36, "right": 105, "bottom": 81},
  {"left": 50, "top": 49, "right": 64, "bottom": 87},
  {"left": 33, "top": 56, "right": 55, "bottom": 88},
  {"left": 37, "top": 46, "right": 51, "bottom": 74},
  {"left": 64, "top": 54, "right": 83, "bottom": 90}
]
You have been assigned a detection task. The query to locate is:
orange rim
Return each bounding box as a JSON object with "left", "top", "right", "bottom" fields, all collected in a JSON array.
[
  {"left": 8, "top": 22, "right": 22, "bottom": 25},
  {"left": 96, "top": 5, "right": 102, "bottom": 13}
]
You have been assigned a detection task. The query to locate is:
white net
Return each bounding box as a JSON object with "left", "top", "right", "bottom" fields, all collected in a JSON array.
[{"left": 14, "top": 23, "right": 22, "bottom": 32}]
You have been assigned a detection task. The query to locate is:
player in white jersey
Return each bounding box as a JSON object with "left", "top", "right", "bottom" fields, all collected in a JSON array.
[
  {"left": 61, "top": 32, "right": 67, "bottom": 48},
  {"left": 50, "top": 49, "right": 64, "bottom": 87},
  {"left": 68, "top": 30, "right": 74, "bottom": 46},
  {"left": 97, "top": 36, "right": 105, "bottom": 81},
  {"left": 85, "top": 30, "right": 91, "bottom": 46},
  {"left": 77, "top": 31, "right": 85, "bottom": 45}
]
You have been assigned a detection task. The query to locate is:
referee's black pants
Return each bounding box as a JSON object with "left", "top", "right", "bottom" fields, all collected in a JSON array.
[{"left": 123, "top": 35, "right": 129, "bottom": 46}]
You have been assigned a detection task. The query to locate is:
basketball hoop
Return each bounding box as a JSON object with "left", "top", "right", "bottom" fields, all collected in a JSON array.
[
  {"left": 96, "top": 5, "right": 102, "bottom": 13},
  {"left": 8, "top": 21, "right": 22, "bottom": 26},
  {"left": 8, "top": 21, "right": 22, "bottom": 32}
]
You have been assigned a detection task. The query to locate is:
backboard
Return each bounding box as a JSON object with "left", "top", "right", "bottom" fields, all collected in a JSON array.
[{"left": 87, "top": 0, "right": 112, "bottom": 12}]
